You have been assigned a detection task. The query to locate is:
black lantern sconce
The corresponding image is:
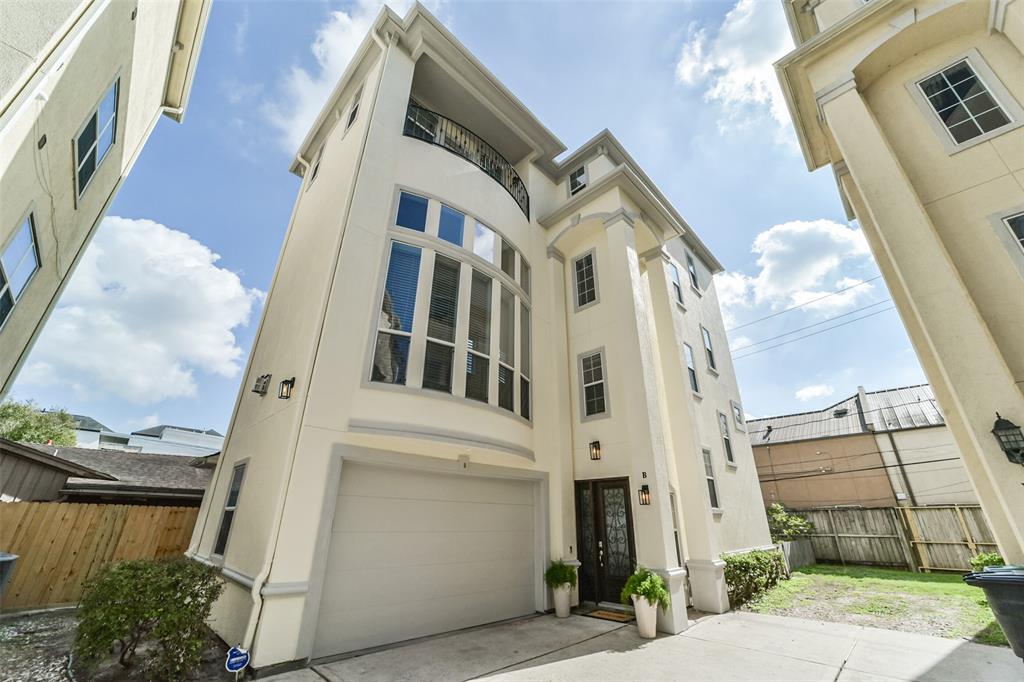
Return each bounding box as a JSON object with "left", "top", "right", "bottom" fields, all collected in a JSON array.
[
  {"left": 992, "top": 413, "right": 1024, "bottom": 465},
  {"left": 278, "top": 377, "right": 296, "bottom": 400},
  {"left": 589, "top": 441, "right": 601, "bottom": 461},
  {"left": 638, "top": 484, "right": 651, "bottom": 506}
]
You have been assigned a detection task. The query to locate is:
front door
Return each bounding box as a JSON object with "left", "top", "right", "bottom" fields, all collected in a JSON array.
[{"left": 575, "top": 478, "right": 637, "bottom": 604}]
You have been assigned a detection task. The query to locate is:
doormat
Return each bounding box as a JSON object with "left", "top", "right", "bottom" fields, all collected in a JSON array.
[{"left": 584, "top": 609, "right": 635, "bottom": 623}]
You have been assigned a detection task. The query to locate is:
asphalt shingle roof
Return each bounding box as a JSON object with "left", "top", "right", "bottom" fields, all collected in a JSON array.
[{"left": 18, "top": 442, "right": 210, "bottom": 492}]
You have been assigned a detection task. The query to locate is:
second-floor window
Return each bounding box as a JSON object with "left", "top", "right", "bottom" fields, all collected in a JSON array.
[
  {"left": 701, "top": 326, "right": 717, "bottom": 371},
  {"left": 1, "top": 214, "right": 40, "bottom": 329},
  {"left": 1004, "top": 213, "right": 1024, "bottom": 253},
  {"left": 76, "top": 79, "right": 118, "bottom": 198},
  {"left": 703, "top": 448, "right": 720, "bottom": 510},
  {"left": 213, "top": 462, "right": 246, "bottom": 556},
  {"left": 580, "top": 350, "right": 608, "bottom": 418},
  {"left": 685, "top": 252, "right": 700, "bottom": 290},
  {"left": 917, "top": 60, "right": 1010, "bottom": 145},
  {"left": 569, "top": 165, "right": 588, "bottom": 195},
  {"left": 718, "top": 412, "right": 734, "bottom": 465},
  {"left": 684, "top": 343, "right": 699, "bottom": 393},
  {"left": 573, "top": 251, "right": 598, "bottom": 310},
  {"left": 669, "top": 262, "right": 684, "bottom": 304},
  {"left": 346, "top": 85, "right": 363, "bottom": 130}
]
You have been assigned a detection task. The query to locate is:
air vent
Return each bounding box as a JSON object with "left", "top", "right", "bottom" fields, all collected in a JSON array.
[{"left": 833, "top": 408, "right": 849, "bottom": 417}]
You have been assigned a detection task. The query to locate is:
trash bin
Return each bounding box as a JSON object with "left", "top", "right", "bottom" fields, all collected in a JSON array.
[
  {"left": 964, "top": 565, "right": 1024, "bottom": 659},
  {"left": 0, "top": 552, "right": 18, "bottom": 595}
]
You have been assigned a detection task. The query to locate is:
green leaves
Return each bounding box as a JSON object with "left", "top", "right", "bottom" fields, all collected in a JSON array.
[
  {"left": 766, "top": 504, "right": 814, "bottom": 543},
  {"left": 723, "top": 549, "right": 786, "bottom": 607},
  {"left": 969, "top": 552, "right": 1004, "bottom": 572},
  {"left": 544, "top": 560, "right": 578, "bottom": 589},
  {"left": 74, "top": 558, "right": 224, "bottom": 679},
  {"left": 620, "top": 566, "right": 670, "bottom": 611},
  {"left": 0, "top": 399, "right": 76, "bottom": 445}
]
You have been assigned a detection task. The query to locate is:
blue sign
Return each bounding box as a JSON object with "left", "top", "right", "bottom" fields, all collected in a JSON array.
[{"left": 225, "top": 646, "right": 250, "bottom": 673}]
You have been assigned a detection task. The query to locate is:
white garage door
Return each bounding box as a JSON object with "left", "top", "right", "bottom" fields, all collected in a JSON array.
[{"left": 312, "top": 462, "right": 539, "bottom": 658}]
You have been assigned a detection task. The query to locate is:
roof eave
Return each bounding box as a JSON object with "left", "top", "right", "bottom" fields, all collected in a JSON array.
[{"left": 162, "top": 0, "right": 213, "bottom": 123}]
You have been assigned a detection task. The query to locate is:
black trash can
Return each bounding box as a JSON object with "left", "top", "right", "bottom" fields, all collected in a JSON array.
[
  {"left": 964, "top": 566, "right": 1024, "bottom": 659},
  {"left": 0, "top": 552, "right": 18, "bottom": 595}
]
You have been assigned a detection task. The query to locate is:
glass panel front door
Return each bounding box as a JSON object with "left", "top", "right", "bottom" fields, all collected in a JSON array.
[{"left": 575, "top": 478, "right": 637, "bottom": 604}]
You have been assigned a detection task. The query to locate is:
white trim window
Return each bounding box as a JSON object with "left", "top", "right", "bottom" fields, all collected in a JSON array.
[
  {"left": 718, "top": 412, "right": 735, "bottom": 465},
  {"left": 683, "top": 343, "right": 699, "bottom": 393},
  {"left": 308, "top": 145, "right": 324, "bottom": 185},
  {"left": 75, "top": 79, "right": 118, "bottom": 197},
  {"left": 1, "top": 214, "right": 40, "bottom": 329},
  {"left": 580, "top": 350, "right": 607, "bottom": 418},
  {"left": 701, "top": 325, "right": 717, "bottom": 372},
  {"left": 520, "top": 301, "right": 531, "bottom": 420},
  {"left": 917, "top": 60, "right": 1010, "bottom": 145},
  {"left": 423, "top": 253, "right": 461, "bottom": 393},
  {"left": 685, "top": 252, "right": 700, "bottom": 290},
  {"left": 573, "top": 251, "right": 598, "bottom": 310},
  {"left": 498, "top": 286, "right": 516, "bottom": 411},
  {"left": 372, "top": 242, "right": 422, "bottom": 385},
  {"left": 702, "top": 448, "right": 720, "bottom": 510},
  {"left": 568, "top": 165, "right": 588, "bottom": 196},
  {"left": 346, "top": 85, "right": 363, "bottom": 131},
  {"left": 1004, "top": 213, "right": 1024, "bottom": 253},
  {"left": 438, "top": 204, "right": 465, "bottom": 247},
  {"left": 669, "top": 262, "right": 684, "bottom": 304},
  {"left": 213, "top": 462, "right": 247, "bottom": 556},
  {"left": 731, "top": 400, "right": 746, "bottom": 432},
  {"left": 465, "top": 270, "right": 491, "bottom": 403}
]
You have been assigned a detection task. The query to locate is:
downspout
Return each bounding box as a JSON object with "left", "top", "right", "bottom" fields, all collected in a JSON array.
[
  {"left": 886, "top": 430, "right": 917, "bottom": 506},
  {"left": 240, "top": 28, "right": 398, "bottom": 657}
]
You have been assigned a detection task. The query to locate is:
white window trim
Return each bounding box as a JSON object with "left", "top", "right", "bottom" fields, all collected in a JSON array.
[
  {"left": 74, "top": 76, "right": 120, "bottom": 202},
  {"left": 578, "top": 347, "right": 611, "bottom": 422},
  {"left": 0, "top": 211, "right": 41, "bottom": 333},
  {"left": 730, "top": 399, "right": 747, "bottom": 432},
  {"left": 212, "top": 460, "right": 248, "bottom": 558},
  {"left": 685, "top": 252, "right": 702, "bottom": 295},
  {"left": 668, "top": 261, "right": 685, "bottom": 307},
  {"left": 572, "top": 249, "right": 600, "bottom": 312},
  {"left": 568, "top": 163, "right": 588, "bottom": 197},
  {"left": 988, "top": 206, "right": 1024, "bottom": 280},
  {"left": 702, "top": 447, "right": 723, "bottom": 513},
  {"left": 683, "top": 343, "right": 701, "bottom": 396},
  {"left": 701, "top": 325, "right": 718, "bottom": 374},
  {"left": 719, "top": 411, "right": 736, "bottom": 467},
  {"left": 345, "top": 84, "right": 364, "bottom": 132},
  {"left": 905, "top": 49, "right": 1024, "bottom": 156}
]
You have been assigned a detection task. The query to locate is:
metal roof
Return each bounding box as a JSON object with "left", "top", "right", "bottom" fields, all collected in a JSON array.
[{"left": 748, "top": 384, "right": 944, "bottom": 445}]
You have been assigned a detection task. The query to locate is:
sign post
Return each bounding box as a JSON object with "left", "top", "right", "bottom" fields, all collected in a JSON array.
[{"left": 225, "top": 645, "right": 250, "bottom": 679}]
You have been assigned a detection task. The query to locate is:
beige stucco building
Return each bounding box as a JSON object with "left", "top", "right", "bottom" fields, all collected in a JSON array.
[
  {"left": 0, "top": 0, "right": 211, "bottom": 398},
  {"left": 187, "top": 4, "right": 771, "bottom": 672},
  {"left": 776, "top": 0, "right": 1024, "bottom": 562}
]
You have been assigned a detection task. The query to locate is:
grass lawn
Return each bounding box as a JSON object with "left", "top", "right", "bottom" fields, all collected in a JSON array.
[{"left": 745, "top": 564, "right": 1007, "bottom": 647}]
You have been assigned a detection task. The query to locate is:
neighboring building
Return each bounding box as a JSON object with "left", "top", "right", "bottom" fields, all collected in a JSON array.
[
  {"left": 0, "top": 437, "right": 210, "bottom": 505},
  {"left": 187, "top": 5, "right": 770, "bottom": 671},
  {"left": 776, "top": 0, "right": 1024, "bottom": 562},
  {"left": 0, "top": 0, "right": 212, "bottom": 399},
  {"left": 751, "top": 384, "right": 978, "bottom": 509},
  {"left": 71, "top": 414, "right": 223, "bottom": 455}
]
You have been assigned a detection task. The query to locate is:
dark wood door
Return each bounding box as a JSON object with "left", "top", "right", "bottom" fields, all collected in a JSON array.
[{"left": 575, "top": 478, "right": 637, "bottom": 604}]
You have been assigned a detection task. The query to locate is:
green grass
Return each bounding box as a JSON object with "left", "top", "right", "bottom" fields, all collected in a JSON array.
[{"left": 746, "top": 564, "right": 1008, "bottom": 647}]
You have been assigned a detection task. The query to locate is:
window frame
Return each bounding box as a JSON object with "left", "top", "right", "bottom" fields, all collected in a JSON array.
[
  {"left": 0, "top": 211, "right": 41, "bottom": 332},
  {"left": 1002, "top": 212, "right": 1024, "bottom": 253},
  {"left": 730, "top": 399, "right": 747, "bottom": 432},
  {"left": 906, "top": 50, "right": 1024, "bottom": 155},
  {"left": 701, "top": 325, "right": 718, "bottom": 373},
  {"left": 307, "top": 145, "right": 325, "bottom": 188},
  {"left": 668, "top": 261, "right": 685, "bottom": 306},
  {"left": 422, "top": 252, "right": 461, "bottom": 394},
  {"left": 702, "top": 447, "right": 722, "bottom": 512},
  {"left": 568, "top": 164, "right": 588, "bottom": 197},
  {"left": 718, "top": 411, "right": 736, "bottom": 466},
  {"left": 212, "top": 461, "right": 247, "bottom": 558},
  {"left": 465, "top": 268, "right": 492, "bottom": 404},
  {"left": 683, "top": 343, "right": 700, "bottom": 394},
  {"left": 578, "top": 347, "right": 610, "bottom": 422},
  {"left": 685, "top": 252, "right": 701, "bottom": 292},
  {"left": 74, "top": 76, "right": 120, "bottom": 202},
  {"left": 572, "top": 249, "right": 600, "bottom": 312},
  {"left": 370, "top": 241, "right": 423, "bottom": 387},
  {"left": 345, "top": 84, "right": 364, "bottom": 132}
]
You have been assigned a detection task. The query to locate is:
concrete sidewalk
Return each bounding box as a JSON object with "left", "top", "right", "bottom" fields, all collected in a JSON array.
[{"left": 265, "top": 611, "right": 1022, "bottom": 681}]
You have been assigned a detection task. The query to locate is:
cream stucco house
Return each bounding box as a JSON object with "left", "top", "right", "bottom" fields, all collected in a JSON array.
[
  {"left": 187, "top": 4, "right": 771, "bottom": 672},
  {"left": 776, "top": 0, "right": 1024, "bottom": 563},
  {"left": 0, "top": 0, "right": 211, "bottom": 398}
]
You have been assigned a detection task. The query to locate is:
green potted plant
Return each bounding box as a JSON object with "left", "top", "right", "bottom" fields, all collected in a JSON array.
[
  {"left": 620, "top": 566, "right": 670, "bottom": 638},
  {"left": 544, "top": 559, "right": 577, "bottom": 618}
]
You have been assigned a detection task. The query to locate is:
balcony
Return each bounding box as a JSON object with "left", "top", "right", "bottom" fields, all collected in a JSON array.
[{"left": 403, "top": 102, "right": 530, "bottom": 219}]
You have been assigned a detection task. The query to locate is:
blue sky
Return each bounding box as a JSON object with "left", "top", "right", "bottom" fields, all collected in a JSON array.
[{"left": 9, "top": 0, "right": 926, "bottom": 434}]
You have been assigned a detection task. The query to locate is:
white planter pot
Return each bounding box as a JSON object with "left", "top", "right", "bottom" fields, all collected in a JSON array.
[
  {"left": 553, "top": 584, "right": 572, "bottom": 618},
  {"left": 632, "top": 594, "right": 658, "bottom": 639}
]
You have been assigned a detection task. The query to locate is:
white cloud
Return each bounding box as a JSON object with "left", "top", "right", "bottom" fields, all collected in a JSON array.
[
  {"left": 715, "top": 219, "right": 876, "bottom": 328},
  {"left": 264, "top": 0, "right": 442, "bottom": 153},
  {"left": 20, "top": 217, "right": 263, "bottom": 405},
  {"left": 795, "top": 384, "right": 834, "bottom": 402},
  {"left": 233, "top": 6, "right": 250, "bottom": 55},
  {"left": 675, "top": 0, "right": 793, "bottom": 131}
]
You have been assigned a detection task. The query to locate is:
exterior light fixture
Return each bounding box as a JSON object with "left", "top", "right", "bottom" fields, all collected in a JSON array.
[
  {"left": 252, "top": 374, "right": 272, "bottom": 396},
  {"left": 638, "top": 484, "right": 651, "bottom": 506},
  {"left": 589, "top": 441, "right": 601, "bottom": 460},
  {"left": 992, "top": 413, "right": 1024, "bottom": 465},
  {"left": 278, "top": 377, "right": 296, "bottom": 400}
]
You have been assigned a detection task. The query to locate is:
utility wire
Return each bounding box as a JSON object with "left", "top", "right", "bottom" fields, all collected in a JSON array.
[
  {"left": 734, "top": 306, "right": 896, "bottom": 360},
  {"left": 758, "top": 456, "right": 960, "bottom": 483},
  {"left": 726, "top": 276, "right": 882, "bottom": 332},
  {"left": 753, "top": 440, "right": 955, "bottom": 471},
  {"left": 730, "top": 299, "right": 893, "bottom": 353}
]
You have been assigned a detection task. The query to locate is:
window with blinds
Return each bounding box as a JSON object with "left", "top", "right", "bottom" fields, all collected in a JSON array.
[
  {"left": 719, "top": 412, "right": 734, "bottom": 464},
  {"left": 372, "top": 242, "right": 421, "bottom": 385},
  {"left": 498, "top": 286, "right": 515, "bottom": 411},
  {"left": 466, "top": 270, "right": 491, "bottom": 403},
  {"left": 423, "top": 254, "right": 460, "bottom": 392},
  {"left": 520, "top": 301, "right": 531, "bottom": 419}
]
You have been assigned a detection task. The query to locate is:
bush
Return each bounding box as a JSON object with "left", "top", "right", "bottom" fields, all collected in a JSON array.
[
  {"left": 766, "top": 504, "right": 814, "bottom": 543},
  {"left": 620, "top": 566, "right": 670, "bottom": 610},
  {"left": 723, "top": 549, "right": 786, "bottom": 607},
  {"left": 544, "top": 559, "right": 577, "bottom": 589},
  {"left": 970, "top": 552, "right": 1005, "bottom": 572},
  {"left": 75, "top": 558, "right": 223, "bottom": 679}
]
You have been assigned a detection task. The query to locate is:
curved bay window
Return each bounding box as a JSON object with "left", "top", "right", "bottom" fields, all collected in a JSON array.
[{"left": 371, "top": 190, "right": 532, "bottom": 421}]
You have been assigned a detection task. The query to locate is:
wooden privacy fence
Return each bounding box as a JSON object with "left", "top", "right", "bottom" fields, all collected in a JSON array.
[
  {"left": 0, "top": 502, "right": 198, "bottom": 609},
  {"left": 795, "top": 505, "right": 998, "bottom": 572}
]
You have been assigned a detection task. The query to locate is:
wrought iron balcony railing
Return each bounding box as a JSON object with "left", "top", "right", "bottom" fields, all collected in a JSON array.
[{"left": 404, "top": 102, "right": 530, "bottom": 219}]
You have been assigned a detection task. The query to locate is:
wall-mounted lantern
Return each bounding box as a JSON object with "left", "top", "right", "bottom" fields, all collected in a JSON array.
[
  {"left": 589, "top": 441, "right": 601, "bottom": 461},
  {"left": 992, "top": 413, "right": 1024, "bottom": 465},
  {"left": 278, "top": 377, "right": 296, "bottom": 400},
  {"left": 252, "top": 374, "right": 272, "bottom": 396},
  {"left": 638, "top": 484, "right": 651, "bottom": 506}
]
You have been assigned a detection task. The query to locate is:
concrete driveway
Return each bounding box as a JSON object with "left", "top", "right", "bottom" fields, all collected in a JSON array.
[{"left": 267, "top": 611, "right": 1021, "bottom": 682}]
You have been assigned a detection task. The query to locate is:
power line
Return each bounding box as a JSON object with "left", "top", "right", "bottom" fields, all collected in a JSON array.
[
  {"left": 726, "top": 276, "right": 882, "bottom": 333},
  {"left": 734, "top": 306, "right": 896, "bottom": 360},
  {"left": 747, "top": 397, "right": 942, "bottom": 438},
  {"left": 753, "top": 440, "right": 955, "bottom": 472},
  {"left": 758, "top": 456, "right": 960, "bottom": 484},
  {"left": 730, "top": 299, "right": 893, "bottom": 353}
]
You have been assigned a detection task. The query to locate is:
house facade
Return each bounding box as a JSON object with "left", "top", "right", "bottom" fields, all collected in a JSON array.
[
  {"left": 187, "top": 4, "right": 770, "bottom": 672},
  {"left": 72, "top": 415, "right": 224, "bottom": 456},
  {"left": 776, "top": 0, "right": 1024, "bottom": 562},
  {"left": 751, "top": 384, "right": 979, "bottom": 509},
  {"left": 0, "top": 0, "right": 211, "bottom": 399}
]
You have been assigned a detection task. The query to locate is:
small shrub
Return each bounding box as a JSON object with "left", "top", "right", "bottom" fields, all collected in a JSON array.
[
  {"left": 723, "top": 549, "right": 786, "bottom": 607},
  {"left": 544, "top": 559, "right": 578, "bottom": 589},
  {"left": 75, "top": 558, "right": 223, "bottom": 680},
  {"left": 766, "top": 504, "right": 814, "bottom": 543},
  {"left": 620, "top": 566, "right": 670, "bottom": 610},
  {"left": 970, "top": 552, "right": 1004, "bottom": 572}
]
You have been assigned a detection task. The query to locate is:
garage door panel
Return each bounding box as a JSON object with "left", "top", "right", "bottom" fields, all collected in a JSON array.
[
  {"left": 326, "top": 529, "right": 535, "bottom": 571},
  {"left": 338, "top": 466, "right": 534, "bottom": 505},
  {"left": 333, "top": 495, "right": 534, "bottom": 533}
]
